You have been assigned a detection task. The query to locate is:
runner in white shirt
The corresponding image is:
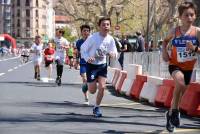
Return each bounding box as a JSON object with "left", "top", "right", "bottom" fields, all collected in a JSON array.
[
  {"left": 81, "top": 17, "right": 118, "bottom": 117},
  {"left": 30, "top": 36, "right": 43, "bottom": 80},
  {"left": 21, "top": 45, "right": 30, "bottom": 63},
  {"left": 54, "top": 29, "right": 70, "bottom": 86}
]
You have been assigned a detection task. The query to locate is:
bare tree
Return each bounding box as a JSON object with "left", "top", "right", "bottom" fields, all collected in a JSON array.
[
  {"left": 54, "top": 0, "right": 141, "bottom": 33},
  {"left": 193, "top": 0, "right": 200, "bottom": 26},
  {"left": 147, "top": 0, "right": 183, "bottom": 49}
]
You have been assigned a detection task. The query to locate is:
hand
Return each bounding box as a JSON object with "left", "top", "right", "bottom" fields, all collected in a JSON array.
[
  {"left": 87, "top": 57, "right": 95, "bottom": 63},
  {"left": 186, "top": 41, "right": 195, "bottom": 51}
]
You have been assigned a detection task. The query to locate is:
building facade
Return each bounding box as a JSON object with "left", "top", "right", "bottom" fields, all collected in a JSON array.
[
  {"left": 12, "top": 0, "right": 55, "bottom": 43},
  {"left": 0, "top": 0, "right": 12, "bottom": 34}
]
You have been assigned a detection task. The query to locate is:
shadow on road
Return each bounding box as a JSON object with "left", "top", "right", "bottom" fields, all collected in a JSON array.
[
  {"left": 0, "top": 81, "right": 81, "bottom": 87},
  {"left": 106, "top": 85, "right": 200, "bottom": 127}
]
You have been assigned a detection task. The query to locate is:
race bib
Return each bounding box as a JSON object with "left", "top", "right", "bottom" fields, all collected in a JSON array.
[
  {"left": 177, "top": 47, "right": 196, "bottom": 62},
  {"left": 46, "top": 55, "right": 53, "bottom": 61}
]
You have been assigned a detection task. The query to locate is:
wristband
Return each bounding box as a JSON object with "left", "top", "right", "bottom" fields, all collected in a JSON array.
[{"left": 195, "top": 46, "right": 198, "bottom": 52}]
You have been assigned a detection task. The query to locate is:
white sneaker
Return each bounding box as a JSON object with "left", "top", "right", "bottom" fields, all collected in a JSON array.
[{"left": 84, "top": 99, "right": 90, "bottom": 105}]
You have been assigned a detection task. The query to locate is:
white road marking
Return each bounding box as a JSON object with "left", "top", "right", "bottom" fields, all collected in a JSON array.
[
  {"left": 159, "top": 128, "right": 200, "bottom": 133},
  {"left": 8, "top": 69, "right": 13, "bottom": 72},
  {"left": 14, "top": 67, "right": 18, "bottom": 69},
  {"left": 101, "top": 102, "right": 140, "bottom": 106},
  {"left": 40, "top": 77, "right": 55, "bottom": 83},
  {"left": 0, "top": 73, "right": 5, "bottom": 76}
]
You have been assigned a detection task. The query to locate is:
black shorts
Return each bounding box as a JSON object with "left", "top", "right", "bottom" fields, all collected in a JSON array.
[
  {"left": 86, "top": 63, "right": 107, "bottom": 82},
  {"left": 21, "top": 55, "right": 29, "bottom": 58},
  {"left": 68, "top": 56, "right": 73, "bottom": 59},
  {"left": 45, "top": 61, "right": 53, "bottom": 67},
  {"left": 168, "top": 65, "right": 193, "bottom": 85}
]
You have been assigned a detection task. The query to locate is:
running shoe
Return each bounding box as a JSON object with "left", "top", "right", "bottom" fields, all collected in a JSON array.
[
  {"left": 165, "top": 111, "right": 175, "bottom": 132},
  {"left": 82, "top": 84, "right": 88, "bottom": 93},
  {"left": 55, "top": 77, "right": 59, "bottom": 83},
  {"left": 93, "top": 106, "right": 102, "bottom": 117},
  {"left": 57, "top": 77, "right": 61, "bottom": 86},
  {"left": 84, "top": 99, "right": 89, "bottom": 105},
  {"left": 34, "top": 72, "right": 37, "bottom": 79},
  {"left": 170, "top": 109, "right": 180, "bottom": 127},
  {"left": 37, "top": 74, "right": 40, "bottom": 81}
]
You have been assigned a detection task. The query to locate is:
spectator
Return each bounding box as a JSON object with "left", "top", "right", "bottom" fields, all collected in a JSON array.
[
  {"left": 118, "top": 34, "right": 128, "bottom": 70},
  {"left": 136, "top": 31, "right": 145, "bottom": 52}
]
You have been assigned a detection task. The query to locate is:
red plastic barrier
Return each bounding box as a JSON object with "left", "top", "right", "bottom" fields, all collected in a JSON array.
[
  {"left": 112, "top": 69, "right": 120, "bottom": 87},
  {"left": 179, "top": 83, "right": 200, "bottom": 117},
  {"left": 130, "top": 75, "right": 147, "bottom": 100},
  {"left": 155, "top": 79, "right": 175, "bottom": 107},
  {"left": 115, "top": 71, "right": 127, "bottom": 92}
]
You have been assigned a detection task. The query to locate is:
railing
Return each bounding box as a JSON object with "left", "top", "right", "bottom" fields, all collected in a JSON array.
[{"left": 110, "top": 51, "right": 200, "bottom": 82}]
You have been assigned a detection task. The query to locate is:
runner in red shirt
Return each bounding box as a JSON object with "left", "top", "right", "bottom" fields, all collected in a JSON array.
[{"left": 44, "top": 42, "right": 55, "bottom": 79}]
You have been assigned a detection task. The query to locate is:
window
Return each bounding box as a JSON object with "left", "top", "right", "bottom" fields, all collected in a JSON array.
[
  {"left": 17, "top": 19, "right": 20, "bottom": 27},
  {"left": 17, "top": 29, "right": 21, "bottom": 37},
  {"left": 36, "top": 0, "right": 38, "bottom": 7},
  {"left": 26, "top": 9, "right": 30, "bottom": 17},
  {"left": 25, "top": 0, "right": 30, "bottom": 6},
  {"left": 26, "top": 19, "right": 30, "bottom": 27},
  {"left": 35, "top": 10, "right": 38, "bottom": 17},
  {"left": 17, "top": 9, "right": 20, "bottom": 17},
  {"left": 17, "top": 0, "right": 20, "bottom": 6},
  {"left": 36, "top": 19, "right": 39, "bottom": 28}
]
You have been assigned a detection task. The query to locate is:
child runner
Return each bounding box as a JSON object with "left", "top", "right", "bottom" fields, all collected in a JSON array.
[
  {"left": 30, "top": 36, "right": 43, "bottom": 81},
  {"left": 44, "top": 42, "right": 55, "bottom": 79},
  {"left": 54, "top": 29, "right": 70, "bottom": 86},
  {"left": 76, "top": 24, "right": 91, "bottom": 105},
  {"left": 162, "top": 2, "right": 200, "bottom": 132},
  {"left": 81, "top": 17, "right": 118, "bottom": 117}
]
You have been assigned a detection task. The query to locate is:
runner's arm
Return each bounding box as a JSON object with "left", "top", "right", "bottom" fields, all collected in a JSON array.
[{"left": 162, "top": 28, "right": 174, "bottom": 62}]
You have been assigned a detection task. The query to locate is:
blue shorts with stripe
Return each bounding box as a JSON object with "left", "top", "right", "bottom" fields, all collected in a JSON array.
[{"left": 86, "top": 63, "right": 107, "bottom": 82}]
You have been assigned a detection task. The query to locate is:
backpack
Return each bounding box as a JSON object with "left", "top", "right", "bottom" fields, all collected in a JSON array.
[{"left": 127, "top": 36, "right": 139, "bottom": 52}]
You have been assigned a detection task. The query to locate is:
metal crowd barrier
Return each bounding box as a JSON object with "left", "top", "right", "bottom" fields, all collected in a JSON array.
[{"left": 119, "top": 52, "right": 200, "bottom": 82}]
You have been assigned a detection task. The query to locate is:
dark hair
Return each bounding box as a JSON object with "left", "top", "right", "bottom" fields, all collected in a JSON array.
[
  {"left": 178, "top": 2, "right": 197, "bottom": 16},
  {"left": 56, "top": 28, "right": 65, "bottom": 35},
  {"left": 80, "top": 24, "right": 91, "bottom": 32},
  {"left": 98, "top": 17, "right": 111, "bottom": 26},
  {"left": 136, "top": 31, "right": 142, "bottom": 36}
]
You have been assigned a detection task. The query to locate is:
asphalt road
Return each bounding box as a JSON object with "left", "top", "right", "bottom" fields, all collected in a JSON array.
[{"left": 0, "top": 56, "right": 199, "bottom": 134}]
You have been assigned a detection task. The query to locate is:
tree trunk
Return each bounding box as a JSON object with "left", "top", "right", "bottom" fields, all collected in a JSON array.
[{"left": 193, "top": 0, "right": 200, "bottom": 26}]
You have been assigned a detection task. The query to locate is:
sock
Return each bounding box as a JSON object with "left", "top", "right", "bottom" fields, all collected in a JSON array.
[{"left": 82, "top": 83, "right": 88, "bottom": 93}]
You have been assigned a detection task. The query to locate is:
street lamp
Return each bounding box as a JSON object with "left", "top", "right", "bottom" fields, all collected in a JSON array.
[
  {"left": 113, "top": 5, "right": 123, "bottom": 36},
  {"left": 113, "top": 5, "right": 123, "bottom": 26}
]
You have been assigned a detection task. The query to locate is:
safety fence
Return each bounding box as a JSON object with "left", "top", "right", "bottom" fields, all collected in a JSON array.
[{"left": 110, "top": 51, "right": 200, "bottom": 82}]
